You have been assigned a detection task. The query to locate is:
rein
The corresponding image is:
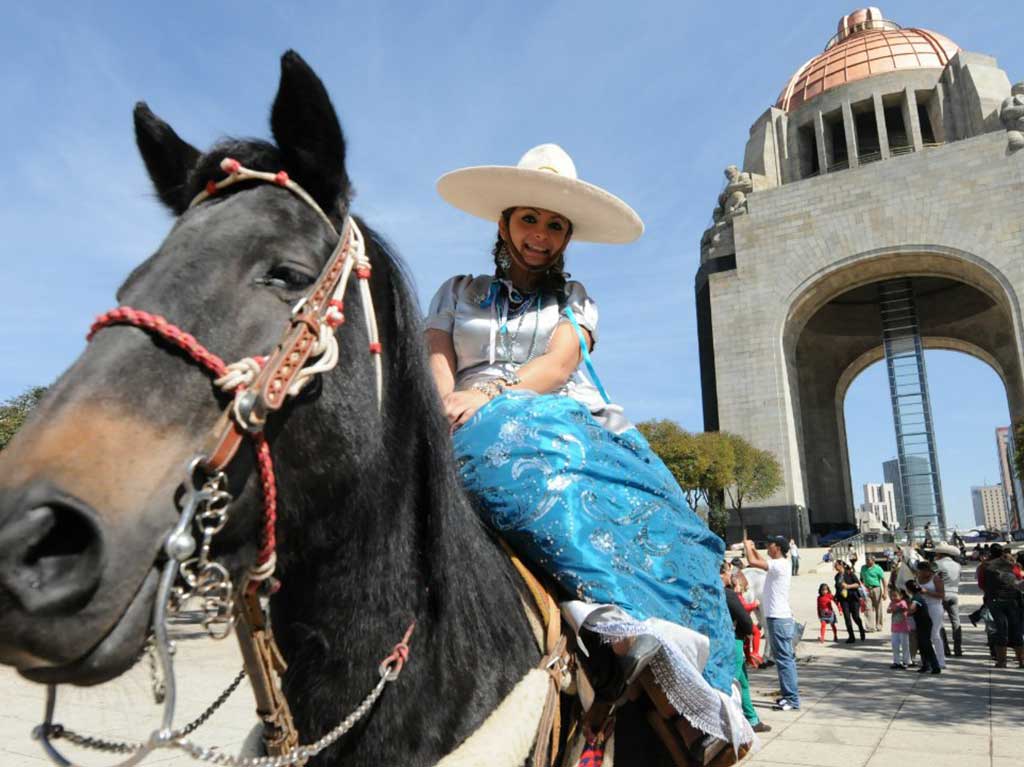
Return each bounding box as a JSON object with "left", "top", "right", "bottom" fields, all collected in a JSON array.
[{"left": 33, "top": 159, "right": 413, "bottom": 767}]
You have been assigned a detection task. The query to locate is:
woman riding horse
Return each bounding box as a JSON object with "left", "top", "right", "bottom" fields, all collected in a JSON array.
[{"left": 424, "top": 144, "right": 753, "bottom": 748}]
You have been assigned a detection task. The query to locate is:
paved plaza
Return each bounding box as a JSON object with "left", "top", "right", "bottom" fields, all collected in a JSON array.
[{"left": 0, "top": 556, "right": 1019, "bottom": 766}]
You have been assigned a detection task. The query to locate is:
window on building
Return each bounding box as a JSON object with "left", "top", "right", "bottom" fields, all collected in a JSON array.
[
  {"left": 852, "top": 99, "right": 881, "bottom": 163},
  {"left": 824, "top": 108, "right": 848, "bottom": 171},
  {"left": 798, "top": 123, "right": 819, "bottom": 178},
  {"left": 915, "top": 89, "right": 939, "bottom": 145},
  {"left": 883, "top": 95, "right": 911, "bottom": 155}
]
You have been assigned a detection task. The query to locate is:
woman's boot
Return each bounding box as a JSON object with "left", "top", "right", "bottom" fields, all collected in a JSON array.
[
  {"left": 617, "top": 634, "right": 661, "bottom": 687},
  {"left": 577, "top": 627, "right": 626, "bottom": 702}
]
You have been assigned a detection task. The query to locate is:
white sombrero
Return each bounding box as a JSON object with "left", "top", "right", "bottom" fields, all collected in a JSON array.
[
  {"left": 933, "top": 543, "right": 960, "bottom": 557},
  {"left": 436, "top": 143, "right": 644, "bottom": 244}
]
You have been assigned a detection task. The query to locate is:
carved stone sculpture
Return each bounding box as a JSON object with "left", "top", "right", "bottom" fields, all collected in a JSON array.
[
  {"left": 1000, "top": 81, "right": 1024, "bottom": 153},
  {"left": 702, "top": 165, "right": 754, "bottom": 261},
  {"left": 717, "top": 165, "right": 754, "bottom": 218}
]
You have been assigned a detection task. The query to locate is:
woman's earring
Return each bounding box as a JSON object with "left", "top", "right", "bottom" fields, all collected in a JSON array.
[{"left": 497, "top": 242, "right": 512, "bottom": 271}]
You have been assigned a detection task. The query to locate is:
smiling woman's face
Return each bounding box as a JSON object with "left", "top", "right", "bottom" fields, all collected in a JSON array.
[{"left": 500, "top": 207, "right": 571, "bottom": 268}]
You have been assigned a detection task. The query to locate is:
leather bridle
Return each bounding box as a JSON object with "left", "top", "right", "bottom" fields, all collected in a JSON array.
[{"left": 34, "top": 158, "right": 413, "bottom": 767}]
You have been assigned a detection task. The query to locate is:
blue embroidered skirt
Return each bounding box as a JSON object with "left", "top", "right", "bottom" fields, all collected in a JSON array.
[{"left": 452, "top": 392, "right": 733, "bottom": 694}]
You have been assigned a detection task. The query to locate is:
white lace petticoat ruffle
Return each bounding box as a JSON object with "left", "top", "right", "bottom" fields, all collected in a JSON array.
[{"left": 561, "top": 601, "right": 758, "bottom": 755}]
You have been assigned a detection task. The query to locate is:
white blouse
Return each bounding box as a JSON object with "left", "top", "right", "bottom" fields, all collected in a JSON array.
[{"left": 425, "top": 274, "right": 630, "bottom": 431}]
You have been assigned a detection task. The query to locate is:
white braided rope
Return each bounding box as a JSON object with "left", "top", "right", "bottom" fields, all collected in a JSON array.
[
  {"left": 214, "top": 358, "right": 263, "bottom": 393},
  {"left": 189, "top": 159, "right": 335, "bottom": 232}
]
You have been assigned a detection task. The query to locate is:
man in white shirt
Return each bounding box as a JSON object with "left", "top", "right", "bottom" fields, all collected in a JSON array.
[
  {"left": 744, "top": 536, "right": 800, "bottom": 711},
  {"left": 933, "top": 543, "right": 963, "bottom": 656},
  {"left": 789, "top": 538, "right": 800, "bottom": 575}
]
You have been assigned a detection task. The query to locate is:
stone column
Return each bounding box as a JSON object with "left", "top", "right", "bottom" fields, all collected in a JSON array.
[
  {"left": 873, "top": 91, "right": 890, "bottom": 160},
  {"left": 842, "top": 100, "right": 859, "bottom": 168},
  {"left": 814, "top": 110, "right": 829, "bottom": 174},
  {"left": 904, "top": 86, "right": 924, "bottom": 152}
]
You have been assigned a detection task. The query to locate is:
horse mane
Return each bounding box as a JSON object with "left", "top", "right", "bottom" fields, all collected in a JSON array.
[{"left": 360, "top": 220, "right": 523, "bottom": 620}]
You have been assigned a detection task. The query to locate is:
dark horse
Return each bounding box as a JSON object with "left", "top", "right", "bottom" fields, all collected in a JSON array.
[{"left": 0, "top": 52, "right": 673, "bottom": 765}]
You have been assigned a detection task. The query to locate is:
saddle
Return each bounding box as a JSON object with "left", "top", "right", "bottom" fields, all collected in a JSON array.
[{"left": 506, "top": 549, "right": 750, "bottom": 767}]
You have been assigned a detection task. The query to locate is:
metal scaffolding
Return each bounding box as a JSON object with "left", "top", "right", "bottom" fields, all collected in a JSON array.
[{"left": 878, "top": 279, "right": 947, "bottom": 540}]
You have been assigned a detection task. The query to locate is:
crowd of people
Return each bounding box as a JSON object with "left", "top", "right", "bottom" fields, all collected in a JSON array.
[
  {"left": 818, "top": 543, "right": 1024, "bottom": 672},
  {"left": 721, "top": 536, "right": 1024, "bottom": 734}
]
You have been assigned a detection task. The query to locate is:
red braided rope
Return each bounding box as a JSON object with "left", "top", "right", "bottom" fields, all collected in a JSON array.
[
  {"left": 89, "top": 308, "right": 228, "bottom": 377},
  {"left": 253, "top": 434, "right": 277, "bottom": 573},
  {"left": 88, "top": 306, "right": 277, "bottom": 576}
]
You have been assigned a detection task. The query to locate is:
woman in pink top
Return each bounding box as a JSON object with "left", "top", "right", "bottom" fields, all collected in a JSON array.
[{"left": 888, "top": 585, "right": 911, "bottom": 669}]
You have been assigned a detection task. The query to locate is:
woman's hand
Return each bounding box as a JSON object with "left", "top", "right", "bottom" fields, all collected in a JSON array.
[{"left": 443, "top": 389, "right": 491, "bottom": 432}]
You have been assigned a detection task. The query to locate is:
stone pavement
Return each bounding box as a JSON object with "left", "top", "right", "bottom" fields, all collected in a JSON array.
[{"left": 1, "top": 561, "right": 1020, "bottom": 766}]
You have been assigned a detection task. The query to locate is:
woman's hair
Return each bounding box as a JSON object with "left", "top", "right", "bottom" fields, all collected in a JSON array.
[
  {"left": 905, "top": 580, "right": 921, "bottom": 594},
  {"left": 731, "top": 572, "right": 748, "bottom": 590},
  {"left": 493, "top": 208, "right": 573, "bottom": 304},
  {"left": 818, "top": 583, "right": 831, "bottom": 595}
]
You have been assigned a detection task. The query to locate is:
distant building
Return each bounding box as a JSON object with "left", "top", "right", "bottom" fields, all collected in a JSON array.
[
  {"left": 882, "top": 459, "right": 904, "bottom": 525},
  {"left": 1008, "top": 428, "right": 1024, "bottom": 532},
  {"left": 858, "top": 482, "right": 898, "bottom": 531},
  {"left": 880, "top": 456, "right": 934, "bottom": 532},
  {"left": 996, "top": 427, "right": 1021, "bottom": 531},
  {"left": 971, "top": 485, "right": 1007, "bottom": 530}
]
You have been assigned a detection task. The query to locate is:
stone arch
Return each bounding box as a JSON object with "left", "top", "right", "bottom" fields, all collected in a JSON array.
[
  {"left": 776, "top": 246, "right": 1024, "bottom": 531},
  {"left": 833, "top": 339, "right": 1012, "bottom": 526}
]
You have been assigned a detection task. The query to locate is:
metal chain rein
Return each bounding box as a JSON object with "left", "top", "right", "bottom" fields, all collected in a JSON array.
[
  {"left": 42, "top": 669, "right": 247, "bottom": 755},
  {"left": 40, "top": 626, "right": 414, "bottom": 767}
]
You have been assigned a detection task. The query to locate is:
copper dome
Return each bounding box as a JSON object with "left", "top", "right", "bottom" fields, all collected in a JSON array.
[{"left": 776, "top": 7, "right": 959, "bottom": 112}]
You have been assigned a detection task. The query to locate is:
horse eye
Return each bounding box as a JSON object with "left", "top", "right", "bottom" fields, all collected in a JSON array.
[{"left": 258, "top": 264, "right": 316, "bottom": 290}]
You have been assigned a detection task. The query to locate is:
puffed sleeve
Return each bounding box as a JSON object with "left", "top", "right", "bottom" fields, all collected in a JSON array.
[
  {"left": 559, "top": 281, "right": 599, "bottom": 348},
  {"left": 424, "top": 275, "right": 473, "bottom": 333}
]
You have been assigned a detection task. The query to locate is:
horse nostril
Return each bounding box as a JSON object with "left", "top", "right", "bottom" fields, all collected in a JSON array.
[{"left": 0, "top": 502, "right": 104, "bottom": 616}]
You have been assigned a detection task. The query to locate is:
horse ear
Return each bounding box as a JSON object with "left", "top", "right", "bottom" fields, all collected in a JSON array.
[
  {"left": 270, "top": 50, "right": 350, "bottom": 213},
  {"left": 133, "top": 102, "right": 200, "bottom": 215}
]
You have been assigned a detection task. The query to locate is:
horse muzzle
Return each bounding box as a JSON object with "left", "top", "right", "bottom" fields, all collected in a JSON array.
[
  {"left": 0, "top": 486, "right": 104, "bottom": 616},
  {"left": 0, "top": 480, "right": 163, "bottom": 684}
]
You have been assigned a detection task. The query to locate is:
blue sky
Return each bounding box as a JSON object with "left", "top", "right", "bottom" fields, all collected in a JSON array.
[{"left": 1, "top": 2, "right": 1019, "bottom": 530}]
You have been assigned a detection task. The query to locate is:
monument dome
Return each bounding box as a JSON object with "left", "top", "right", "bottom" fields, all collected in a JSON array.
[{"left": 777, "top": 8, "right": 959, "bottom": 112}]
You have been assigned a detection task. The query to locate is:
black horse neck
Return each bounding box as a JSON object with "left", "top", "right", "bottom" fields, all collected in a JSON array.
[{"left": 267, "top": 248, "right": 538, "bottom": 765}]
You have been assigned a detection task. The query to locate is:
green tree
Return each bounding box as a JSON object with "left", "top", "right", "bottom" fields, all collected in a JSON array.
[
  {"left": 637, "top": 419, "right": 704, "bottom": 514},
  {"left": 694, "top": 431, "right": 735, "bottom": 540},
  {"left": 723, "top": 432, "right": 783, "bottom": 535},
  {"left": 0, "top": 386, "right": 46, "bottom": 452},
  {"left": 637, "top": 421, "right": 738, "bottom": 540}
]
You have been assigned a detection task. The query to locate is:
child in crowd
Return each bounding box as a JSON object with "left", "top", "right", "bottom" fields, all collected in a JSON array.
[
  {"left": 732, "top": 572, "right": 763, "bottom": 667},
  {"left": 887, "top": 585, "right": 911, "bottom": 669},
  {"left": 906, "top": 581, "right": 941, "bottom": 674},
  {"left": 816, "top": 583, "right": 841, "bottom": 642}
]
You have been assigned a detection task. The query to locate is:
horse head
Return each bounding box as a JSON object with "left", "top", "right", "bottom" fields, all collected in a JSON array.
[{"left": 0, "top": 51, "right": 387, "bottom": 687}]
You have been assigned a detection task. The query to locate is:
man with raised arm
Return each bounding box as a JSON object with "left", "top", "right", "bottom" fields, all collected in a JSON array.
[{"left": 744, "top": 536, "right": 800, "bottom": 711}]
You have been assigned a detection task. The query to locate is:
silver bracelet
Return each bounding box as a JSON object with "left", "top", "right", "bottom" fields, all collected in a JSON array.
[{"left": 471, "top": 380, "right": 502, "bottom": 399}]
